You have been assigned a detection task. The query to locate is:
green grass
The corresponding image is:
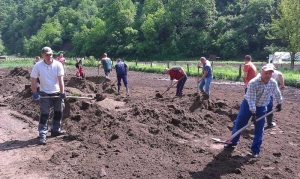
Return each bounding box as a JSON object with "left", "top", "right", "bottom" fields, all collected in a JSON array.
[{"left": 1, "top": 57, "right": 299, "bottom": 87}]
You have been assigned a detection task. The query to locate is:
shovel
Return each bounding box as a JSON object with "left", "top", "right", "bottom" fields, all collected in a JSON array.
[
  {"left": 212, "top": 109, "right": 277, "bottom": 144},
  {"left": 156, "top": 75, "right": 185, "bottom": 98},
  {"left": 40, "top": 96, "right": 94, "bottom": 100}
]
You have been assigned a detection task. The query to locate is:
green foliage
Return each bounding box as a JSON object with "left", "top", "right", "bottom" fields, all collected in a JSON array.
[
  {"left": 0, "top": 0, "right": 296, "bottom": 63},
  {"left": 270, "top": 0, "right": 300, "bottom": 69}
]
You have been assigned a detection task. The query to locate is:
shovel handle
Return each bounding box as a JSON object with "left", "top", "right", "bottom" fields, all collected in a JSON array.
[
  {"left": 227, "top": 108, "right": 277, "bottom": 141},
  {"left": 40, "top": 96, "right": 93, "bottom": 100},
  {"left": 162, "top": 75, "right": 186, "bottom": 95}
]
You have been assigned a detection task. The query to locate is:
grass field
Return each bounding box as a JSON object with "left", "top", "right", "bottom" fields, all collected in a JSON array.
[{"left": 1, "top": 57, "right": 299, "bottom": 87}]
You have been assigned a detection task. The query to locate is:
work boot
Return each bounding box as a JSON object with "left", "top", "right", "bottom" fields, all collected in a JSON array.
[
  {"left": 266, "top": 113, "right": 276, "bottom": 128},
  {"left": 39, "top": 136, "right": 46, "bottom": 145},
  {"left": 51, "top": 130, "right": 66, "bottom": 137},
  {"left": 117, "top": 86, "right": 120, "bottom": 93},
  {"left": 126, "top": 87, "right": 129, "bottom": 94},
  {"left": 202, "top": 92, "right": 209, "bottom": 100}
]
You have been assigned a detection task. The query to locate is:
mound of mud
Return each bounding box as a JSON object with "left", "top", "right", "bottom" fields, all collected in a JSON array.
[
  {"left": 6, "top": 67, "right": 30, "bottom": 79},
  {"left": 3, "top": 70, "right": 242, "bottom": 178},
  {"left": 66, "top": 76, "right": 116, "bottom": 94},
  {"left": 0, "top": 68, "right": 31, "bottom": 96}
]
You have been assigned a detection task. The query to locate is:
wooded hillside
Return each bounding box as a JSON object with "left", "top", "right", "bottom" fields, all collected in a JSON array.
[{"left": 1, "top": 0, "right": 298, "bottom": 60}]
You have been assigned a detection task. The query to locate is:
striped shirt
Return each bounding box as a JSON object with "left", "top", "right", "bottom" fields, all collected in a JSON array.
[{"left": 245, "top": 75, "right": 283, "bottom": 111}]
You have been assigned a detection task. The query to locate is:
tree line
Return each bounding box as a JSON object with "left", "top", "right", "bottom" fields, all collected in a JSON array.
[{"left": 0, "top": 0, "right": 299, "bottom": 65}]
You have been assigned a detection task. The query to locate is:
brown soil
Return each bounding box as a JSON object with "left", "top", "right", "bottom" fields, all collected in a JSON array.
[{"left": 0, "top": 67, "right": 299, "bottom": 179}]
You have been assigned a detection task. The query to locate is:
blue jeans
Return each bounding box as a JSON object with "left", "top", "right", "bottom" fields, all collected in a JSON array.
[
  {"left": 38, "top": 92, "right": 65, "bottom": 138},
  {"left": 230, "top": 99, "right": 267, "bottom": 153},
  {"left": 198, "top": 77, "right": 212, "bottom": 95},
  {"left": 104, "top": 69, "right": 111, "bottom": 77},
  {"left": 267, "top": 95, "right": 273, "bottom": 113},
  {"left": 176, "top": 75, "right": 187, "bottom": 96},
  {"left": 117, "top": 74, "right": 128, "bottom": 87}
]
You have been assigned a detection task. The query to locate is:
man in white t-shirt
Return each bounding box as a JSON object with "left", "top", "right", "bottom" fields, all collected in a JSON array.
[{"left": 30, "top": 46, "right": 66, "bottom": 145}]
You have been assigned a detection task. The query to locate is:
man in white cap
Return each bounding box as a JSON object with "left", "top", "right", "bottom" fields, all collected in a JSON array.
[
  {"left": 224, "top": 64, "right": 283, "bottom": 158},
  {"left": 30, "top": 46, "right": 66, "bottom": 145}
]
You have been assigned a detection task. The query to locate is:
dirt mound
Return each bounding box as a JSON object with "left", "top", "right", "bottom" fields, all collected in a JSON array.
[
  {"left": 0, "top": 68, "right": 31, "bottom": 97},
  {"left": 1, "top": 68, "right": 299, "bottom": 179},
  {"left": 66, "top": 76, "right": 116, "bottom": 94},
  {"left": 6, "top": 67, "right": 30, "bottom": 79}
]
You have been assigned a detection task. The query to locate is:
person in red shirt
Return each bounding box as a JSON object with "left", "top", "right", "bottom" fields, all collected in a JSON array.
[
  {"left": 56, "top": 53, "right": 67, "bottom": 75},
  {"left": 243, "top": 55, "right": 257, "bottom": 93},
  {"left": 164, "top": 67, "right": 187, "bottom": 97}
]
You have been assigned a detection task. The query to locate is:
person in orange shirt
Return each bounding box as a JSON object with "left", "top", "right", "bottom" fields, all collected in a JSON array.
[{"left": 243, "top": 55, "right": 257, "bottom": 93}]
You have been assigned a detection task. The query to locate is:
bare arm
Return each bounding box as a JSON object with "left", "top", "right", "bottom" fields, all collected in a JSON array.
[
  {"left": 57, "top": 76, "right": 65, "bottom": 94},
  {"left": 168, "top": 80, "right": 173, "bottom": 88},
  {"left": 277, "top": 74, "right": 285, "bottom": 90},
  {"left": 31, "top": 77, "right": 38, "bottom": 93},
  {"left": 198, "top": 70, "right": 208, "bottom": 82},
  {"left": 243, "top": 72, "right": 248, "bottom": 80}
]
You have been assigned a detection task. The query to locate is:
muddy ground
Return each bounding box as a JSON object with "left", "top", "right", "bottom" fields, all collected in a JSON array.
[{"left": 0, "top": 67, "right": 299, "bottom": 179}]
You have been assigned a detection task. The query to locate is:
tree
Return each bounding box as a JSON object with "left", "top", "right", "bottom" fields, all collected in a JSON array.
[{"left": 270, "top": 0, "right": 300, "bottom": 69}]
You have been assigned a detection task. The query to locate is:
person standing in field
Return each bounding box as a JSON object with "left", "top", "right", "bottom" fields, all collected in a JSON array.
[
  {"left": 197, "top": 57, "right": 213, "bottom": 99},
  {"left": 56, "top": 53, "right": 67, "bottom": 75},
  {"left": 263, "top": 64, "right": 285, "bottom": 128},
  {"left": 115, "top": 58, "right": 129, "bottom": 94},
  {"left": 98, "top": 53, "right": 112, "bottom": 77},
  {"left": 33, "top": 56, "right": 41, "bottom": 84},
  {"left": 243, "top": 55, "right": 257, "bottom": 93},
  {"left": 224, "top": 64, "right": 283, "bottom": 158},
  {"left": 30, "top": 46, "right": 66, "bottom": 145},
  {"left": 164, "top": 66, "right": 187, "bottom": 97},
  {"left": 34, "top": 56, "right": 40, "bottom": 65}
]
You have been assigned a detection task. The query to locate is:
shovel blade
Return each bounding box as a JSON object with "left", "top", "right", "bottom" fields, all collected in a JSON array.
[{"left": 211, "top": 138, "right": 232, "bottom": 144}]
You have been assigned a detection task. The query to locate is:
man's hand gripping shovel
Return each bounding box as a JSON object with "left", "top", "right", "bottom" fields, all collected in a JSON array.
[
  {"left": 156, "top": 75, "right": 185, "bottom": 98},
  {"left": 211, "top": 109, "right": 277, "bottom": 144}
]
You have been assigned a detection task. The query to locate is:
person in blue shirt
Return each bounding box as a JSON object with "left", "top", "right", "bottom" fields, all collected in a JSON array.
[
  {"left": 197, "top": 57, "right": 213, "bottom": 99},
  {"left": 115, "top": 58, "right": 129, "bottom": 94},
  {"left": 98, "top": 53, "right": 112, "bottom": 77}
]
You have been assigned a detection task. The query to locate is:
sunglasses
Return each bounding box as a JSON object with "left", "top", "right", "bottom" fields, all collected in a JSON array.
[{"left": 45, "top": 54, "right": 52, "bottom": 56}]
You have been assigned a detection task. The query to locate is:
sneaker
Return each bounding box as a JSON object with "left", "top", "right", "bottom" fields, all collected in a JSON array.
[
  {"left": 39, "top": 137, "right": 46, "bottom": 145},
  {"left": 251, "top": 152, "right": 259, "bottom": 158},
  {"left": 224, "top": 143, "right": 237, "bottom": 149},
  {"left": 51, "top": 130, "right": 66, "bottom": 137}
]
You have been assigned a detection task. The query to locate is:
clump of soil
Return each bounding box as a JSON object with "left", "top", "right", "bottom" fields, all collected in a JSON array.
[{"left": 155, "top": 93, "right": 163, "bottom": 98}]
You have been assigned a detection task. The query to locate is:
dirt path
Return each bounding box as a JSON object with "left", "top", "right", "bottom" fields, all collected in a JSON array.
[{"left": 0, "top": 107, "right": 82, "bottom": 178}]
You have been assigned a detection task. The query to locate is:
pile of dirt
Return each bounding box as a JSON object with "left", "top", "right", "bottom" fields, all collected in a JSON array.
[
  {"left": 66, "top": 76, "right": 116, "bottom": 94},
  {"left": 1, "top": 67, "right": 299, "bottom": 179},
  {"left": 0, "top": 68, "right": 31, "bottom": 100},
  {"left": 7, "top": 67, "right": 31, "bottom": 79}
]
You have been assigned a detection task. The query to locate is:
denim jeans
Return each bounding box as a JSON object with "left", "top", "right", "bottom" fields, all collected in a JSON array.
[
  {"left": 104, "top": 69, "right": 111, "bottom": 77},
  {"left": 38, "top": 92, "right": 65, "bottom": 138},
  {"left": 176, "top": 75, "right": 187, "bottom": 96},
  {"left": 230, "top": 99, "right": 267, "bottom": 153},
  {"left": 267, "top": 95, "right": 273, "bottom": 113},
  {"left": 198, "top": 77, "right": 213, "bottom": 95},
  {"left": 117, "top": 74, "right": 128, "bottom": 87}
]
